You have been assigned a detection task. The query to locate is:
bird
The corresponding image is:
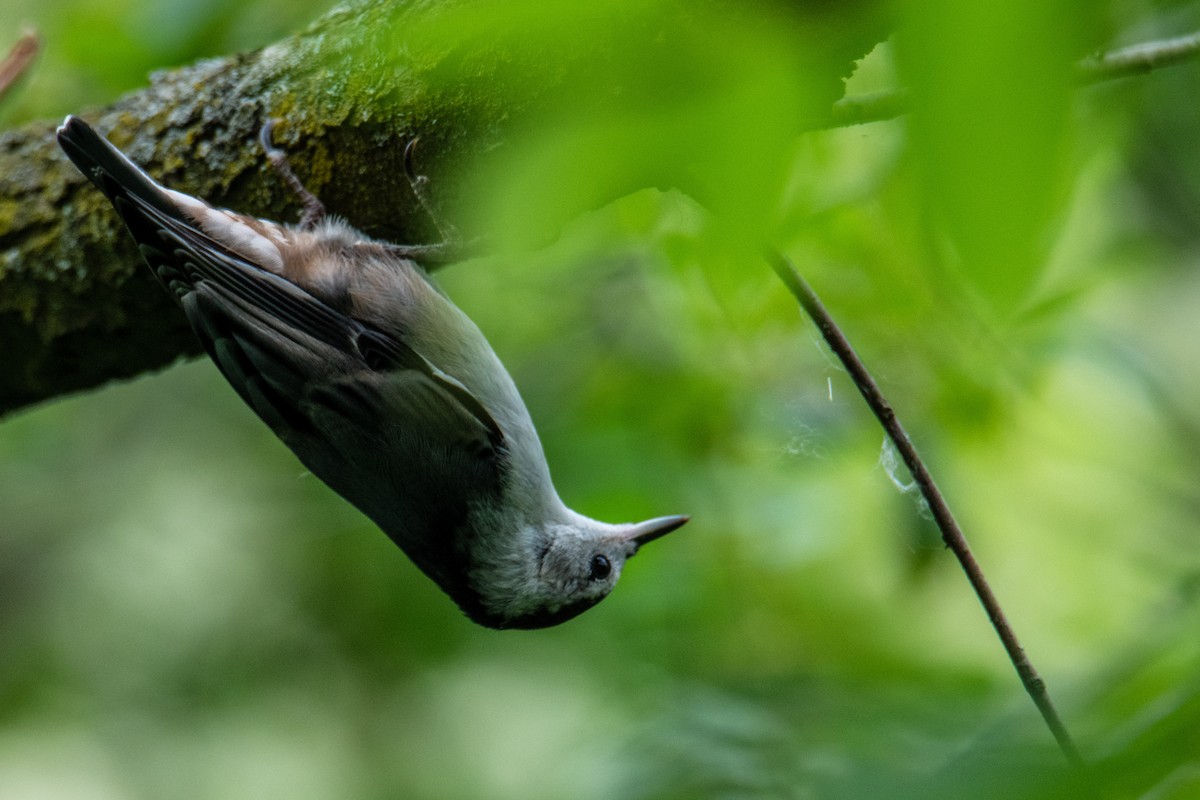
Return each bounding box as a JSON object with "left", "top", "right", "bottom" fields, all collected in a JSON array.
[{"left": 56, "top": 114, "right": 687, "bottom": 629}]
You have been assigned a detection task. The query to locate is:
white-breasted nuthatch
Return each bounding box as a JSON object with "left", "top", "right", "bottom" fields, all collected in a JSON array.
[{"left": 56, "top": 115, "right": 687, "bottom": 629}]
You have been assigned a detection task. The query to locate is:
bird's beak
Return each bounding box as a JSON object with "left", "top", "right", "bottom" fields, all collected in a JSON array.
[{"left": 624, "top": 514, "right": 689, "bottom": 552}]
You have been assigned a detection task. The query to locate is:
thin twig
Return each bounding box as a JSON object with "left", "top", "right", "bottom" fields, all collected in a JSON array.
[
  {"left": 825, "top": 29, "right": 1200, "bottom": 128},
  {"left": 766, "top": 250, "right": 1084, "bottom": 767},
  {"left": 0, "top": 29, "right": 40, "bottom": 103},
  {"left": 826, "top": 88, "right": 911, "bottom": 129},
  {"left": 1077, "top": 31, "right": 1200, "bottom": 85}
]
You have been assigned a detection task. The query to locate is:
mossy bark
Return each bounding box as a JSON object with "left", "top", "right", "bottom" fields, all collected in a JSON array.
[{"left": 0, "top": 0, "right": 497, "bottom": 416}]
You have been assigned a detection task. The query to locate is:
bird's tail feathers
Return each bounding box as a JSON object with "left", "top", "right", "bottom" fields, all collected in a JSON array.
[{"left": 56, "top": 115, "right": 186, "bottom": 224}]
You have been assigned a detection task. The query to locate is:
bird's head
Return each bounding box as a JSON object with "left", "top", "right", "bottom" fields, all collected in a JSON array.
[{"left": 469, "top": 513, "right": 689, "bottom": 629}]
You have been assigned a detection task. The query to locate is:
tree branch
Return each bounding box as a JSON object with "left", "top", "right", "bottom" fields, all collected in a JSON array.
[
  {"left": 1076, "top": 30, "right": 1200, "bottom": 85},
  {"left": 826, "top": 88, "right": 911, "bottom": 129},
  {"left": 825, "top": 29, "right": 1200, "bottom": 128},
  {"left": 3, "top": 10, "right": 1195, "bottom": 416},
  {"left": 767, "top": 251, "right": 1084, "bottom": 767},
  {"left": 0, "top": 0, "right": 515, "bottom": 416},
  {"left": 0, "top": 29, "right": 39, "bottom": 102}
]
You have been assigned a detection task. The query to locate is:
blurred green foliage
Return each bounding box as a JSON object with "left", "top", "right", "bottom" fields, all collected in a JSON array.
[{"left": 3, "top": 0, "right": 1200, "bottom": 798}]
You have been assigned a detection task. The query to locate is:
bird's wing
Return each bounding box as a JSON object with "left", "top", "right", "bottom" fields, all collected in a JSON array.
[
  {"left": 143, "top": 195, "right": 504, "bottom": 454},
  {"left": 56, "top": 116, "right": 499, "bottom": 443},
  {"left": 57, "top": 117, "right": 500, "bottom": 451}
]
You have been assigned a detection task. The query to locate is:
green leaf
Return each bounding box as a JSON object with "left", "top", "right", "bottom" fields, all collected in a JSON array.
[{"left": 897, "top": 1, "right": 1099, "bottom": 312}]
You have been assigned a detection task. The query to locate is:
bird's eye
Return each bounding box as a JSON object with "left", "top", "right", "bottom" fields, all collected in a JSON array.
[{"left": 588, "top": 554, "right": 612, "bottom": 581}]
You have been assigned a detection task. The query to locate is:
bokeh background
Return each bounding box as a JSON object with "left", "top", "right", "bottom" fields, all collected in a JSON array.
[{"left": 3, "top": 0, "right": 1200, "bottom": 797}]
